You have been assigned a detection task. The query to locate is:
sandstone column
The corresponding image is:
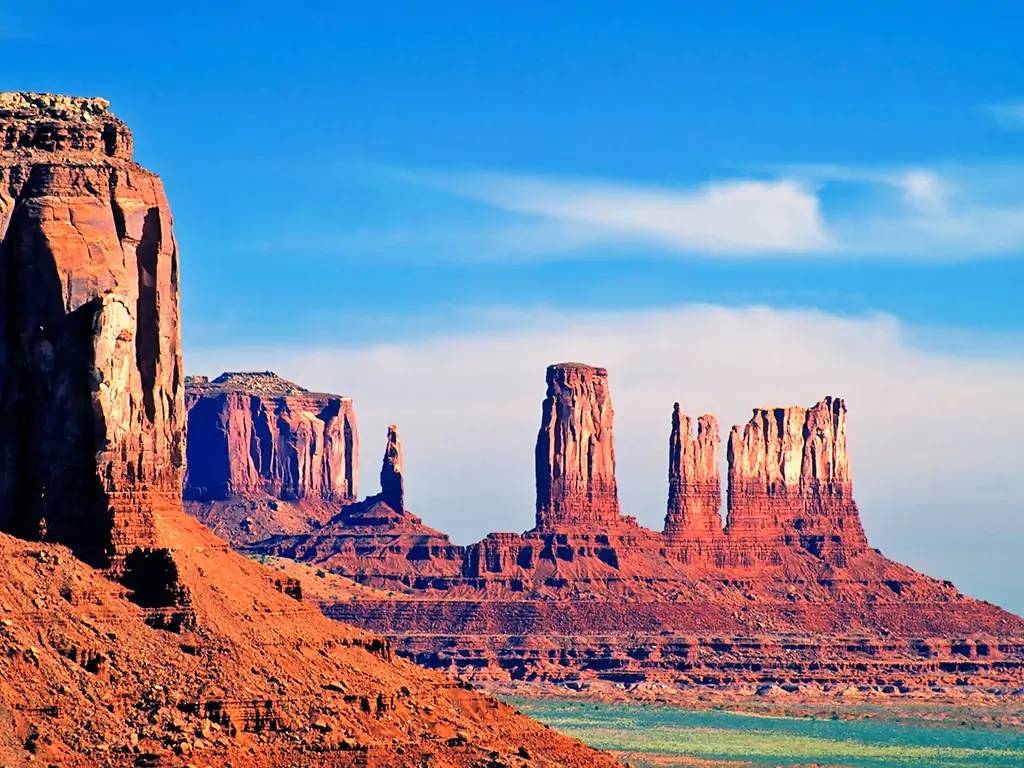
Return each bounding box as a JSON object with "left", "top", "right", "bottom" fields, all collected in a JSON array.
[
  {"left": 534, "top": 363, "right": 621, "bottom": 529},
  {"left": 663, "top": 404, "right": 722, "bottom": 540}
]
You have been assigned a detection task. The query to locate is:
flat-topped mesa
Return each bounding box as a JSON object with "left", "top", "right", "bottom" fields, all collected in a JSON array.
[
  {"left": 184, "top": 372, "right": 358, "bottom": 503},
  {"left": 380, "top": 424, "right": 404, "bottom": 513},
  {"left": 664, "top": 404, "right": 722, "bottom": 541},
  {"left": 0, "top": 92, "right": 183, "bottom": 569},
  {"left": 534, "top": 362, "right": 622, "bottom": 530},
  {"left": 0, "top": 92, "right": 133, "bottom": 160},
  {"left": 725, "top": 396, "right": 868, "bottom": 563}
]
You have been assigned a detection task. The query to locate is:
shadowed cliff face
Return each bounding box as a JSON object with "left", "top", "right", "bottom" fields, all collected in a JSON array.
[
  {"left": 184, "top": 372, "right": 359, "bottom": 504},
  {"left": 0, "top": 93, "right": 184, "bottom": 569}
]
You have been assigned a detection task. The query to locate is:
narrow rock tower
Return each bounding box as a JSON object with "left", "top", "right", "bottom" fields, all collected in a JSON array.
[
  {"left": 0, "top": 93, "right": 184, "bottom": 569},
  {"left": 380, "top": 424, "right": 404, "bottom": 513},
  {"left": 534, "top": 363, "right": 621, "bottom": 529},
  {"left": 664, "top": 404, "right": 722, "bottom": 540}
]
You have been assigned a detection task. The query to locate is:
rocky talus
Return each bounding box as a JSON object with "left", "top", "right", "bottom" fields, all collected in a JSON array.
[
  {"left": 0, "top": 92, "right": 619, "bottom": 768},
  {"left": 222, "top": 363, "right": 1024, "bottom": 698}
]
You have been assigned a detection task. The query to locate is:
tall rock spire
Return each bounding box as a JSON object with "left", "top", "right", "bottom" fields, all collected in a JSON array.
[
  {"left": 664, "top": 404, "right": 722, "bottom": 540},
  {"left": 534, "top": 363, "right": 621, "bottom": 529},
  {"left": 725, "top": 396, "right": 867, "bottom": 564},
  {"left": 380, "top": 424, "right": 404, "bottom": 513}
]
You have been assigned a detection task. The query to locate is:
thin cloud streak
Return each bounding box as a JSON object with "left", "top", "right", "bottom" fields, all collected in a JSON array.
[
  {"left": 395, "top": 163, "right": 1024, "bottom": 261},
  {"left": 429, "top": 172, "right": 834, "bottom": 254},
  {"left": 988, "top": 100, "right": 1024, "bottom": 130}
]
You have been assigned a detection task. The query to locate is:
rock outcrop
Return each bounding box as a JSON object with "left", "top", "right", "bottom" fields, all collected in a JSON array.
[
  {"left": 535, "top": 363, "right": 622, "bottom": 530},
  {"left": 663, "top": 404, "right": 722, "bottom": 542},
  {"left": 185, "top": 372, "right": 358, "bottom": 503},
  {"left": 0, "top": 92, "right": 184, "bottom": 570},
  {"left": 725, "top": 397, "right": 868, "bottom": 565}
]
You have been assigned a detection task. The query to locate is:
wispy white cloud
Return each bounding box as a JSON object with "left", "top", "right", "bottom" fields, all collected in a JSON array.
[
  {"left": 188, "top": 304, "right": 1024, "bottom": 613},
  {"left": 425, "top": 172, "right": 834, "bottom": 254},
  {"left": 400, "top": 163, "right": 1024, "bottom": 261},
  {"left": 988, "top": 100, "right": 1024, "bottom": 130}
]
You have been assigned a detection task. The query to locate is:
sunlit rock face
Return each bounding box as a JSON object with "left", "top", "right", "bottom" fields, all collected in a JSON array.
[
  {"left": 0, "top": 92, "right": 184, "bottom": 569},
  {"left": 725, "top": 397, "right": 868, "bottom": 566},
  {"left": 534, "top": 362, "right": 623, "bottom": 531},
  {"left": 664, "top": 404, "right": 722, "bottom": 542}
]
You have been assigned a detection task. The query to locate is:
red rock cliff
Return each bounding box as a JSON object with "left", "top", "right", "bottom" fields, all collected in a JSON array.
[
  {"left": 534, "top": 363, "right": 622, "bottom": 529},
  {"left": 664, "top": 404, "right": 722, "bottom": 540},
  {"left": 184, "top": 372, "right": 358, "bottom": 503},
  {"left": 725, "top": 396, "right": 868, "bottom": 563},
  {"left": 0, "top": 93, "right": 184, "bottom": 568}
]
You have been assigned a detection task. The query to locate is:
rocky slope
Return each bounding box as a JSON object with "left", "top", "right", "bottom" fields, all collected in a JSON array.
[
  {"left": 228, "top": 363, "right": 1024, "bottom": 696},
  {"left": 0, "top": 92, "right": 619, "bottom": 767}
]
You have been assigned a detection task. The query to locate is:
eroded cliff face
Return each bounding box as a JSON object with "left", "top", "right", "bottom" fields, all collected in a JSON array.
[
  {"left": 184, "top": 372, "right": 359, "bottom": 504},
  {"left": 725, "top": 397, "right": 867, "bottom": 565},
  {"left": 0, "top": 93, "right": 184, "bottom": 569},
  {"left": 534, "top": 363, "right": 622, "bottom": 530},
  {"left": 664, "top": 404, "right": 722, "bottom": 542}
]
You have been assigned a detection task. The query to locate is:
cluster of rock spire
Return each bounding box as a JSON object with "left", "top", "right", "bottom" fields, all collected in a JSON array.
[
  {"left": 185, "top": 360, "right": 869, "bottom": 567},
  {"left": 532, "top": 362, "right": 868, "bottom": 563}
]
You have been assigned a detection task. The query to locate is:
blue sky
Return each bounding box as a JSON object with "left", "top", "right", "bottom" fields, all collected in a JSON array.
[{"left": 6, "top": 3, "right": 1024, "bottom": 610}]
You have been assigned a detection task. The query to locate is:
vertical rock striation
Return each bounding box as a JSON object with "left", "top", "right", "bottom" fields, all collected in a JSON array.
[
  {"left": 534, "top": 363, "right": 621, "bottom": 530},
  {"left": 184, "top": 372, "right": 359, "bottom": 504},
  {"left": 725, "top": 397, "right": 867, "bottom": 564},
  {"left": 0, "top": 93, "right": 184, "bottom": 569},
  {"left": 664, "top": 404, "right": 722, "bottom": 541}
]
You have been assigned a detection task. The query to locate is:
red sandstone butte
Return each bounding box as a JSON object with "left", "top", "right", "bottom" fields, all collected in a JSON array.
[
  {"left": 725, "top": 397, "right": 868, "bottom": 566},
  {"left": 0, "top": 93, "right": 617, "bottom": 768},
  {"left": 535, "top": 363, "right": 622, "bottom": 529},
  {"left": 184, "top": 372, "right": 359, "bottom": 542}
]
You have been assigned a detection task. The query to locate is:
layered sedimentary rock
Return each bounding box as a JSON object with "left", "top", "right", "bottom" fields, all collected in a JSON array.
[
  {"left": 0, "top": 93, "right": 184, "bottom": 570},
  {"left": 184, "top": 372, "right": 358, "bottom": 543},
  {"left": 185, "top": 372, "right": 358, "bottom": 503},
  {"left": 725, "top": 397, "right": 868, "bottom": 565},
  {"left": 535, "top": 363, "right": 622, "bottom": 530},
  {"left": 250, "top": 425, "right": 466, "bottom": 587},
  {"left": 663, "top": 404, "right": 722, "bottom": 541}
]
